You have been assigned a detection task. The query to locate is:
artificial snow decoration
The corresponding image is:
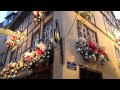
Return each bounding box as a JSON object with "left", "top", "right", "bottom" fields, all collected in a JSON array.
[
  {"left": 50, "top": 38, "right": 57, "bottom": 48},
  {"left": 37, "top": 42, "right": 46, "bottom": 52},
  {"left": 76, "top": 37, "right": 86, "bottom": 53}
]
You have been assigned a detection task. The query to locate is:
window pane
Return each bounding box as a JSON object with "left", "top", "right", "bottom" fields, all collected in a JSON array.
[
  {"left": 29, "top": 13, "right": 34, "bottom": 24},
  {"left": 43, "top": 21, "right": 53, "bottom": 44},
  {"left": 32, "top": 33, "right": 40, "bottom": 50},
  {"left": 16, "top": 48, "right": 21, "bottom": 61},
  {"left": 115, "top": 47, "right": 120, "bottom": 62},
  {"left": 77, "top": 20, "right": 97, "bottom": 43},
  {"left": 10, "top": 50, "right": 16, "bottom": 62}
]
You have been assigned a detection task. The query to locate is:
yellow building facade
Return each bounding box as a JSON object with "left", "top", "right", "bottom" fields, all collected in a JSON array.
[
  {"left": 53, "top": 11, "right": 120, "bottom": 79},
  {"left": 0, "top": 11, "right": 120, "bottom": 79}
]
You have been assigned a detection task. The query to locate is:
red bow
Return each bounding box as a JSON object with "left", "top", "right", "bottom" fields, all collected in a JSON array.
[
  {"left": 97, "top": 48, "right": 106, "bottom": 56},
  {"left": 24, "top": 56, "right": 32, "bottom": 62},
  {"left": 7, "top": 43, "right": 13, "bottom": 48},
  {"left": 11, "top": 36, "right": 17, "bottom": 41},
  {"left": 33, "top": 11, "right": 42, "bottom": 19},
  {"left": 9, "top": 64, "right": 14, "bottom": 69},
  {"left": 87, "top": 41, "right": 96, "bottom": 51},
  {"left": 36, "top": 48, "right": 44, "bottom": 55}
]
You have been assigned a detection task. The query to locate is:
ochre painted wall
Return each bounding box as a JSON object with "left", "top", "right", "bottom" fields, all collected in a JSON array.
[{"left": 59, "top": 11, "right": 120, "bottom": 79}]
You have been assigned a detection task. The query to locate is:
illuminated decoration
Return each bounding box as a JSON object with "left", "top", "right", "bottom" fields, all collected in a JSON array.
[
  {"left": 33, "top": 11, "right": 44, "bottom": 23},
  {"left": 24, "top": 52, "right": 34, "bottom": 62},
  {"left": 6, "top": 36, "right": 17, "bottom": 48},
  {"left": 0, "top": 28, "right": 17, "bottom": 36},
  {"left": 78, "top": 11, "right": 93, "bottom": 20},
  {"left": 0, "top": 28, "right": 26, "bottom": 49},
  {"left": 6, "top": 31, "right": 26, "bottom": 49},
  {"left": 75, "top": 37, "right": 110, "bottom": 65},
  {"left": 0, "top": 41, "right": 54, "bottom": 79},
  {"left": 37, "top": 42, "right": 46, "bottom": 52},
  {"left": 33, "top": 11, "right": 49, "bottom": 24}
]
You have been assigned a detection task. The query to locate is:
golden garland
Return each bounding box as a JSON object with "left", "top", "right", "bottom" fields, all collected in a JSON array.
[{"left": 0, "top": 28, "right": 17, "bottom": 36}]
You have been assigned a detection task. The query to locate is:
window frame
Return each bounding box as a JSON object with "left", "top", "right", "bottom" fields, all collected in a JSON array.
[
  {"left": 0, "top": 53, "right": 6, "bottom": 68},
  {"left": 115, "top": 46, "right": 120, "bottom": 62},
  {"left": 77, "top": 20, "right": 98, "bottom": 43},
  {"left": 10, "top": 50, "right": 17, "bottom": 63},
  {"left": 16, "top": 48, "right": 22, "bottom": 61},
  {"left": 31, "top": 31, "right": 40, "bottom": 51},
  {"left": 29, "top": 12, "right": 34, "bottom": 24},
  {"left": 42, "top": 19, "right": 53, "bottom": 44}
]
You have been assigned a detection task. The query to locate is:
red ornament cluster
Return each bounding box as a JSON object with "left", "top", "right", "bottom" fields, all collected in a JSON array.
[
  {"left": 6, "top": 36, "right": 17, "bottom": 48},
  {"left": 87, "top": 41, "right": 96, "bottom": 51},
  {"left": 36, "top": 48, "right": 44, "bottom": 56},
  {"left": 87, "top": 40, "right": 107, "bottom": 57},
  {"left": 33, "top": 11, "right": 43, "bottom": 22}
]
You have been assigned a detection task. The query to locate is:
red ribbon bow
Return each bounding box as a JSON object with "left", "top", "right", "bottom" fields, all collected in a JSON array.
[{"left": 36, "top": 48, "right": 44, "bottom": 55}]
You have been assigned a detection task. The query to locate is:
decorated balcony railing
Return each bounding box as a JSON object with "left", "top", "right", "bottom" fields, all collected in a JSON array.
[
  {"left": 78, "top": 11, "right": 93, "bottom": 20},
  {"left": 6, "top": 31, "right": 26, "bottom": 49},
  {"left": 75, "top": 37, "right": 110, "bottom": 66},
  {"left": 0, "top": 41, "right": 55, "bottom": 79},
  {"left": 33, "top": 11, "right": 52, "bottom": 24},
  {"left": 0, "top": 28, "right": 27, "bottom": 50}
]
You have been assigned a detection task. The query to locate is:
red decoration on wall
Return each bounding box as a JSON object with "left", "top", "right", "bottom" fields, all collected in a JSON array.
[
  {"left": 87, "top": 41, "right": 96, "bottom": 51},
  {"left": 36, "top": 48, "right": 44, "bottom": 56},
  {"left": 9, "top": 64, "right": 14, "bottom": 69},
  {"left": 97, "top": 48, "right": 106, "bottom": 56},
  {"left": 33, "top": 11, "right": 43, "bottom": 19},
  {"left": 24, "top": 56, "right": 32, "bottom": 62},
  {"left": 11, "top": 36, "right": 17, "bottom": 41}
]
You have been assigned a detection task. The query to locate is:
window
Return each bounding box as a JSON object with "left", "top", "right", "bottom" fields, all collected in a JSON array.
[
  {"left": 10, "top": 50, "right": 17, "bottom": 62},
  {"left": 19, "top": 23, "right": 23, "bottom": 31},
  {"left": 77, "top": 20, "right": 97, "bottom": 43},
  {"left": 87, "top": 28, "right": 97, "bottom": 43},
  {"left": 43, "top": 20, "right": 53, "bottom": 44},
  {"left": 0, "top": 53, "right": 6, "bottom": 69},
  {"left": 8, "top": 16, "right": 13, "bottom": 23},
  {"left": 104, "top": 17, "right": 110, "bottom": 30},
  {"left": 23, "top": 16, "right": 29, "bottom": 29},
  {"left": 115, "top": 46, "right": 120, "bottom": 62},
  {"left": 29, "top": 13, "right": 34, "bottom": 24},
  {"left": 16, "top": 48, "right": 21, "bottom": 61},
  {"left": 32, "top": 32, "right": 40, "bottom": 50},
  {"left": 104, "top": 17, "right": 113, "bottom": 36}
]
